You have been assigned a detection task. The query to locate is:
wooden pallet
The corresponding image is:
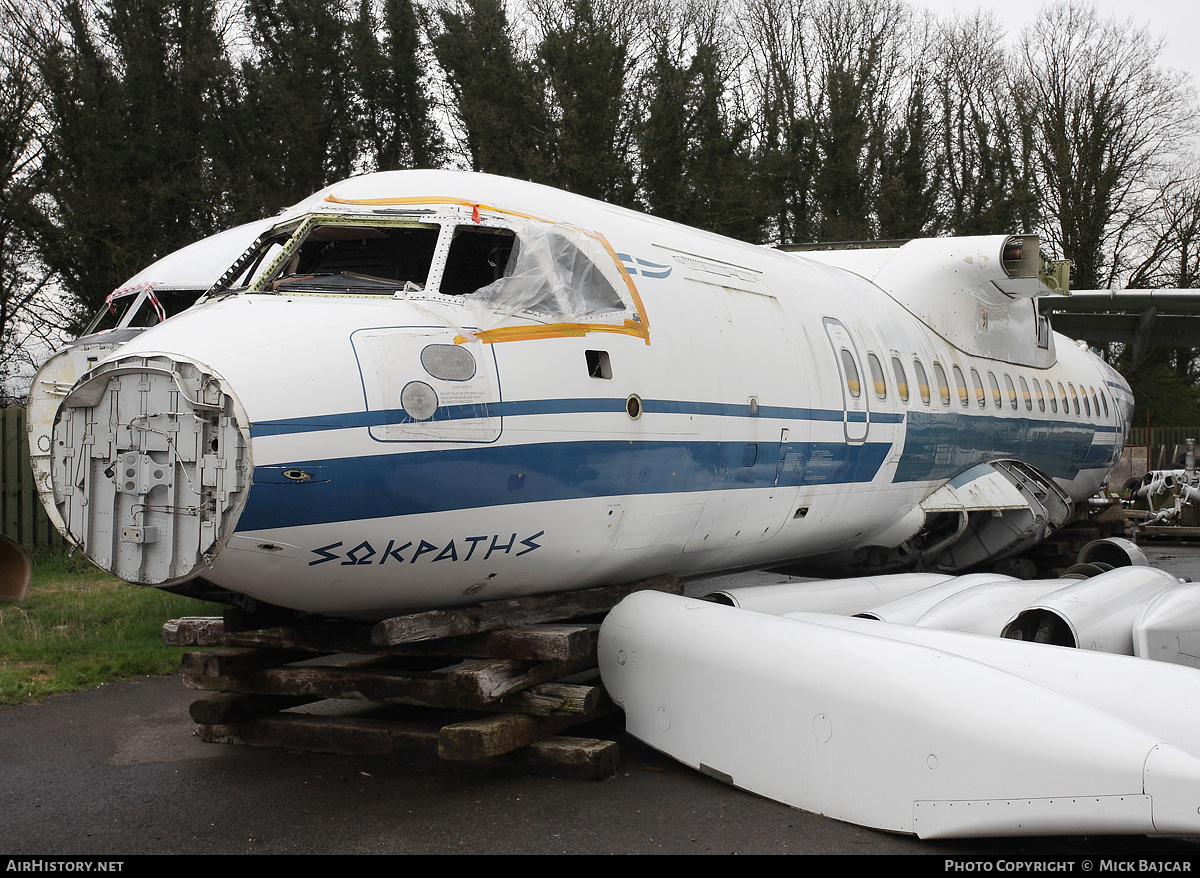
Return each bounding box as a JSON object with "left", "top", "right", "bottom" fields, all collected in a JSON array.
[
  {"left": 1134, "top": 525, "right": 1200, "bottom": 544},
  {"left": 163, "top": 575, "right": 683, "bottom": 779}
]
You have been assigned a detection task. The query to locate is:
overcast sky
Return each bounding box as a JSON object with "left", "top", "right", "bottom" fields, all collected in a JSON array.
[{"left": 908, "top": 0, "right": 1200, "bottom": 85}]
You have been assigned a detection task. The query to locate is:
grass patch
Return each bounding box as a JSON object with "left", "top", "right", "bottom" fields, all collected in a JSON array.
[{"left": 0, "top": 551, "right": 224, "bottom": 705}]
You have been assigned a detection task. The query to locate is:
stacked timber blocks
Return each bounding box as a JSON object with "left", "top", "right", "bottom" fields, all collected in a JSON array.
[{"left": 163, "top": 576, "right": 682, "bottom": 779}]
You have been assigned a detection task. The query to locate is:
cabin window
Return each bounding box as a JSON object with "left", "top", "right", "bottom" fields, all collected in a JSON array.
[
  {"left": 934, "top": 362, "right": 950, "bottom": 406},
  {"left": 892, "top": 357, "right": 909, "bottom": 402},
  {"left": 1068, "top": 383, "right": 1079, "bottom": 415},
  {"left": 970, "top": 368, "right": 985, "bottom": 408},
  {"left": 1057, "top": 382, "right": 1068, "bottom": 414},
  {"left": 1090, "top": 387, "right": 1101, "bottom": 417},
  {"left": 988, "top": 372, "right": 1002, "bottom": 408},
  {"left": 953, "top": 366, "right": 969, "bottom": 407},
  {"left": 1081, "top": 386, "right": 1091, "bottom": 416},
  {"left": 1032, "top": 379, "right": 1045, "bottom": 412},
  {"left": 1005, "top": 374, "right": 1019, "bottom": 410},
  {"left": 840, "top": 349, "right": 861, "bottom": 398},
  {"left": 913, "top": 359, "right": 930, "bottom": 405},
  {"left": 868, "top": 353, "right": 886, "bottom": 399},
  {"left": 1100, "top": 390, "right": 1109, "bottom": 418},
  {"left": 274, "top": 224, "right": 441, "bottom": 293}
]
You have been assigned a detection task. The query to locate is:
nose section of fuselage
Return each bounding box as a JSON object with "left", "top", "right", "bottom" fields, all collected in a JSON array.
[{"left": 49, "top": 351, "right": 253, "bottom": 585}]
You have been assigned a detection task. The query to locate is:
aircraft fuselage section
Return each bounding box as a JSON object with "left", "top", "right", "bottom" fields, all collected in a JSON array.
[{"left": 46, "top": 171, "right": 1130, "bottom": 616}]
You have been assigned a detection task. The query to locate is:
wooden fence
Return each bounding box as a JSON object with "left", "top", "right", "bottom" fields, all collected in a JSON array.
[
  {"left": 0, "top": 407, "right": 67, "bottom": 553},
  {"left": 1124, "top": 428, "right": 1200, "bottom": 474},
  {"left": 1127, "top": 427, "right": 1200, "bottom": 450}
]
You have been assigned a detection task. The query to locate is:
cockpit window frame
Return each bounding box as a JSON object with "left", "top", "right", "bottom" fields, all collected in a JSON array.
[
  {"left": 246, "top": 215, "right": 444, "bottom": 296},
  {"left": 212, "top": 208, "right": 651, "bottom": 346}
]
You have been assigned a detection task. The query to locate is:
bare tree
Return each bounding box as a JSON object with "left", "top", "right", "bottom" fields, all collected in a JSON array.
[
  {"left": 931, "top": 10, "right": 1037, "bottom": 237},
  {"left": 874, "top": 8, "right": 940, "bottom": 239},
  {"left": 0, "top": 3, "right": 66, "bottom": 399},
  {"left": 1017, "top": 0, "right": 1197, "bottom": 289},
  {"left": 731, "top": 0, "right": 817, "bottom": 243},
  {"left": 801, "top": 0, "right": 910, "bottom": 240},
  {"left": 431, "top": 0, "right": 554, "bottom": 181},
  {"left": 1127, "top": 168, "right": 1200, "bottom": 291}
]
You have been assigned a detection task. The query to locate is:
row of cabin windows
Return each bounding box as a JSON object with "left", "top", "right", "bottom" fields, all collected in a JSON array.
[{"left": 840, "top": 350, "right": 1111, "bottom": 421}]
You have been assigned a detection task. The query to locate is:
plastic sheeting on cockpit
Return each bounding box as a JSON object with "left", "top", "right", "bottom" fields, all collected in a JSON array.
[{"left": 462, "top": 220, "right": 627, "bottom": 329}]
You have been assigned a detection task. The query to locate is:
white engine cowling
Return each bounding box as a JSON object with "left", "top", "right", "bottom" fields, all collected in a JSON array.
[
  {"left": 1076, "top": 537, "right": 1149, "bottom": 569},
  {"left": 853, "top": 573, "right": 1020, "bottom": 624},
  {"left": 1133, "top": 584, "right": 1200, "bottom": 668},
  {"left": 704, "top": 573, "right": 952, "bottom": 616},
  {"left": 1002, "top": 567, "right": 1184, "bottom": 653},
  {"left": 907, "top": 579, "right": 1078, "bottom": 635}
]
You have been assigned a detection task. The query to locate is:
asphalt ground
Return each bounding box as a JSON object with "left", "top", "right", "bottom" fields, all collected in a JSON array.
[{"left": 3, "top": 543, "right": 1200, "bottom": 858}]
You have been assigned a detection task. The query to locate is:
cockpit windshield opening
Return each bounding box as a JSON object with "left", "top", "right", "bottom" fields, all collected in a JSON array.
[
  {"left": 441, "top": 226, "right": 517, "bottom": 295},
  {"left": 274, "top": 225, "right": 440, "bottom": 293},
  {"left": 458, "top": 220, "right": 628, "bottom": 322},
  {"left": 84, "top": 287, "right": 202, "bottom": 335},
  {"left": 221, "top": 214, "right": 638, "bottom": 333}
]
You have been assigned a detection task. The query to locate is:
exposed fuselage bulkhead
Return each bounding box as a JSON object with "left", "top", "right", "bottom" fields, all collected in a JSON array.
[{"left": 45, "top": 171, "right": 1132, "bottom": 617}]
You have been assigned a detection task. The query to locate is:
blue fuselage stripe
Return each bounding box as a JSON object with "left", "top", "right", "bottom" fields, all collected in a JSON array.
[
  {"left": 895, "top": 411, "right": 1118, "bottom": 482},
  {"left": 248, "top": 398, "right": 906, "bottom": 437},
  {"left": 240, "top": 400, "right": 1120, "bottom": 530},
  {"left": 236, "top": 438, "right": 892, "bottom": 531}
]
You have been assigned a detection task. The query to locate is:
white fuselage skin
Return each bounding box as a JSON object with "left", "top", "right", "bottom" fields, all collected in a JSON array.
[{"left": 67, "top": 171, "right": 1131, "bottom": 617}]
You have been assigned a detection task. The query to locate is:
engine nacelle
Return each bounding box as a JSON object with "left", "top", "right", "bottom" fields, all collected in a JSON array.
[
  {"left": 704, "top": 573, "right": 952, "bottom": 616},
  {"left": 1002, "top": 567, "right": 1183, "bottom": 653},
  {"left": 908, "top": 580, "right": 1081, "bottom": 636},
  {"left": 1133, "top": 584, "right": 1200, "bottom": 669},
  {"left": 0, "top": 533, "right": 31, "bottom": 603},
  {"left": 1076, "top": 537, "right": 1148, "bottom": 569},
  {"left": 854, "top": 573, "right": 1018, "bottom": 624}
]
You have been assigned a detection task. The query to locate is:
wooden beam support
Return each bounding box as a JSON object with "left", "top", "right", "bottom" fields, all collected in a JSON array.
[
  {"left": 395, "top": 625, "right": 596, "bottom": 662},
  {"left": 445, "top": 655, "right": 598, "bottom": 702},
  {"left": 179, "top": 647, "right": 317, "bottom": 677},
  {"left": 184, "top": 665, "right": 450, "bottom": 705},
  {"left": 164, "top": 617, "right": 597, "bottom": 662},
  {"left": 198, "top": 713, "right": 444, "bottom": 756},
  {"left": 169, "top": 576, "right": 640, "bottom": 779},
  {"left": 188, "top": 691, "right": 321, "bottom": 724},
  {"left": 164, "top": 617, "right": 375, "bottom": 653},
  {"left": 198, "top": 714, "right": 619, "bottom": 778},
  {"left": 486, "top": 735, "right": 619, "bottom": 780},
  {"left": 437, "top": 705, "right": 616, "bottom": 762},
  {"left": 370, "top": 576, "right": 681, "bottom": 646},
  {"left": 184, "top": 661, "right": 609, "bottom": 717}
]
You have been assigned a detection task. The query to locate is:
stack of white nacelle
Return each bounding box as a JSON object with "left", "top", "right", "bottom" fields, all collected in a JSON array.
[
  {"left": 599, "top": 591, "right": 1200, "bottom": 838},
  {"left": 708, "top": 538, "right": 1200, "bottom": 668},
  {"left": 611, "top": 537, "right": 1200, "bottom": 837}
]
